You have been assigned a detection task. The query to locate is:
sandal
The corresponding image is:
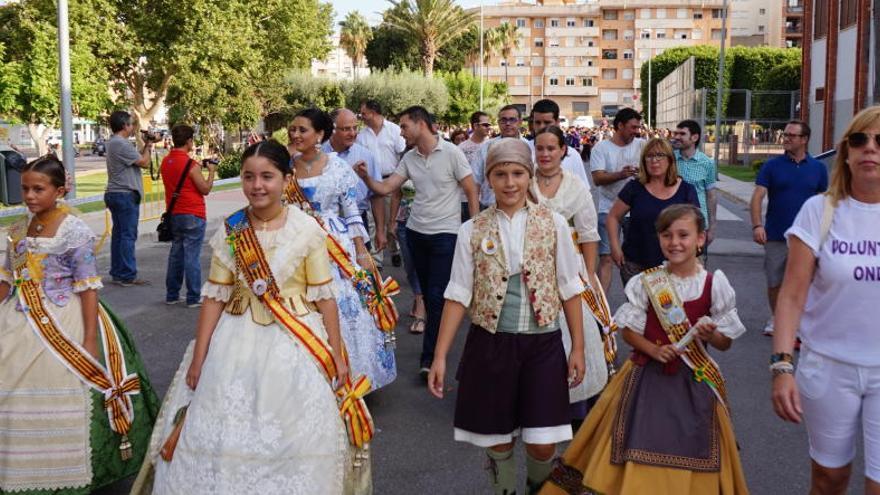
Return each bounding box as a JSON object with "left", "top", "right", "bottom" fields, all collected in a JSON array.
[{"left": 409, "top": 317, "right": 426, "bottom": 334}]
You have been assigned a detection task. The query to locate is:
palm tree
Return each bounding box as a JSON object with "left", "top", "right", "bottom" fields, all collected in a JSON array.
[
  {"left": 384, "top": 0, "right": 476, "bottom": 77},
  {"left": 339, "top": 11, "right": 373, "bottom": 79},
  {"left": 493, "top": 22, "right": 521, "bottom": 87}
]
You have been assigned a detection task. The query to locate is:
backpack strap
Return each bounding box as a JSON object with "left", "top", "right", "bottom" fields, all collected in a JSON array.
[{"left": 818, "top": 194, "right": 835, "bottom": 249}]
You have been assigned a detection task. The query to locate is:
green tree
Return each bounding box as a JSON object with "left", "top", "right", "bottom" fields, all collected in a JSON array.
[
  {"left": 383, "top": 0, "right": 476, "bottom": 76},
  {"left": 439, "top": 70, "right": 507, "bottom": 125},
  {"left": 0, "top": 43, "right": 19, "bottom": 116},
  {"left": 365, "top": 18, "right": 478, "bottom": 74},
  {"left": 753, "top": 60, "right": 801, "bottom": 120},
  {"left": 339, "top": 11, "right": 373, "bottom": 79},
  {"left": 344, "top": 70, "right": 448, "bottom": 116}
]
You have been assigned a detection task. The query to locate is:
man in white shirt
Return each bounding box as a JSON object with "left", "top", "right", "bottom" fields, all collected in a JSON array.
[
  {"left": 527, "top": 99, "right": 591, "bottom": 189},
  {"left": 356, "top": 106, "right": 480, "bottom": 377},
  {"left": 458, "top": 111, "right": 491, "bottom": 220},
  {"left": 357, "top": 99, "right": 407, "bottom": 265},
  {"left": 472, "top": 105, "right": 529, "bottom": 208},
  {"left": 590, "top": 107, "right": 645, "bottom": 293}
]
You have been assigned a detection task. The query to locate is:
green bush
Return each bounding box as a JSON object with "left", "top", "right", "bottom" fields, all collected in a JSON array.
[
  {"left": 343, "top": 70, "right": 449, "bottom": 117},
  {"left": 751, "top": 159, "right": 765, "bottom": 173},
  {"left": 439, "top": 70, "right": 508, "bottom": 125},
  {"left": 216, "top": 151, "right": 242, "bottom": 179}
]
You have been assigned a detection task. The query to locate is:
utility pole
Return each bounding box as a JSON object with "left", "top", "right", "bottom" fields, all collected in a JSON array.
[
  {"left": 713, "top": 0, "right": 729, "bottom": 168},
  {"left": 57, "top": 0, "right": 76, "bottom": 197},
  {"left": 479, "top": 0, "right": 484, "bottom": 110}
]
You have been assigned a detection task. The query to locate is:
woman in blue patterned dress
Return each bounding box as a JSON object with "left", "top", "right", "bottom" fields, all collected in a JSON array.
[{"left": 286, "top": 108, "right": 397, "bottom": 391}]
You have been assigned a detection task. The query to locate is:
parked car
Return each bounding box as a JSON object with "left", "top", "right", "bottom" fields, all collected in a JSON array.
[{"left": 92, "top": 137, "right": 106, "bottom": 156}]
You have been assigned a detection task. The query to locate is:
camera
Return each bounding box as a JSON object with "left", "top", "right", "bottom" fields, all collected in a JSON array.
[
  {"left": 140, "top": 130, "right": 162, "bottom": 143},
  {"left": 201, "top": 157, "right": 219, "bottom": 169}
]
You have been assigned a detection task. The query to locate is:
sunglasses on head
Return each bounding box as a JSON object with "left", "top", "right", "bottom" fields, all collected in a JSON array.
[{"left": 847, "top": 132, "right": 880, "bottom": 149}]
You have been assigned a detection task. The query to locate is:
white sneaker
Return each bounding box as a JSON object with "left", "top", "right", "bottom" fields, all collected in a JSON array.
[{"left": 762, "top": 319, "right": 774, "bottom": 336}]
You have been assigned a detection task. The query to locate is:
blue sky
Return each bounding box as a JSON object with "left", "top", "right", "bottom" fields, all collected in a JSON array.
[{"left": 331, "top": 0, "right": 483, "bottom": 26}]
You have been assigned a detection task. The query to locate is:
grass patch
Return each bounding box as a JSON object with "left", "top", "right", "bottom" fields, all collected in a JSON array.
[{"left": 718, "top": 165, "right": 757, "bottom": 183}]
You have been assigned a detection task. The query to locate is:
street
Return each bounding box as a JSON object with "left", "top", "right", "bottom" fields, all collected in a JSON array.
[{"left": 89, "top": 193, "right": 863, "bottom": 494}]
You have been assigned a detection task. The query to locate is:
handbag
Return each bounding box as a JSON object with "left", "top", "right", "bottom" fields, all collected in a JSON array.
[{"left": 157, "top": 158, "right": 195, "bottom": 242}]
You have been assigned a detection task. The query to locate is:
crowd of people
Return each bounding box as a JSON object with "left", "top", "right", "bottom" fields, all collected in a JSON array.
[{"left": 0, "top": 99, "right": 877, "bottom": 495}]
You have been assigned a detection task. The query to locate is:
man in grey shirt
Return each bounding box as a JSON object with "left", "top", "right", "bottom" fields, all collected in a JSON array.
[{"left": 104, "top": 110, "right": 153, "bottom": 285}]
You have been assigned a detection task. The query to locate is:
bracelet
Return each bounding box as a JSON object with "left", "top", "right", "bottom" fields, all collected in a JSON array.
[
  {"left": 771, "top": 366, "right": 795, "bottom": 377},
  {"left": 752, "top": 224, "right": 763, "bottom": 230},
  {"left": 769, "top": 360, "right": 795, "bottom": 376},
  {"left": 770, "top": 352, "right": 794, "bottom": 364}
]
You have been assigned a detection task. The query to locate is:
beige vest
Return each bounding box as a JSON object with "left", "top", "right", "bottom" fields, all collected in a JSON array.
[{"left": 469, "top": 203, "right": 561, "bottom": 333}]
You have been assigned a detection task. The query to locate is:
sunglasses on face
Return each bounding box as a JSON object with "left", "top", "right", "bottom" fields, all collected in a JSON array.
[{"left": 847, "top": 132, "right": 880, "bottom": 149}]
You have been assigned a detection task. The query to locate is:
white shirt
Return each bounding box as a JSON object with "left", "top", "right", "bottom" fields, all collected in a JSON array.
[
  {"left": 444, "top": 206, "right": 585, "bottom": 308},
  {"left": 526, "top": 140, "right": 591, "bottom": 190},
  {"left": 786, "top": 195, "right": 880, "bottom": 366},
  {"left": 531, "top": 171, "right": 599, "bottom": 244},
  {"left": 356, "top": 119, "right": 406, "bottom": 176},
  {"left": 590, "top": 137, "right": 646, "bottom": 213}
]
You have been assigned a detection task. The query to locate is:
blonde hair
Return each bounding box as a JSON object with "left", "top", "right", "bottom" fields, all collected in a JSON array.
[
  {"left": 828, "top": 106, "right": 880, "bottom": 205},
  {"left": 638, "top": 138, "right": 679, "bottom": 187}
]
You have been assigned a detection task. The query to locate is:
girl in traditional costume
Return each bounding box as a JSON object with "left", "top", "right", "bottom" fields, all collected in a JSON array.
[
  {"left": 542, "top": 204, "right": 748, "bottom": 495},
  {"left": 285, "top": 108, "right": 397, "bottom": 391},
  {"left": 137, "top": 141, "right": 373, "bottom": 494},
  {"left": 0, "top": 155, "right": 159, "bottom": 494},
  {"left": 530, "top": 126, "right": 611, "bottom": 424},
  {"left": 428, "top": 138, "right": 587, "bottom": 494}
]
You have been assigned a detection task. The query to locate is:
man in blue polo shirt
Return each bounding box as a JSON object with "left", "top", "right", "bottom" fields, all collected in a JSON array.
[{"left": 749, "top": 120, "right": 828, "bottom": 335}]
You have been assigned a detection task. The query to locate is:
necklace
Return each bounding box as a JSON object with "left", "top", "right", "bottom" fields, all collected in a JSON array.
[
  {"left": 537, "top": 169, "right": 562, "bottom": 187},
  {"left": 249, "top": 205, "right": 286, "bottom": 230},
  {"left": 31, "top": 207, "right": 66, "bottom": 234},
  {"left": 299, "top": 151, "right": 323, "bottom": 175}
]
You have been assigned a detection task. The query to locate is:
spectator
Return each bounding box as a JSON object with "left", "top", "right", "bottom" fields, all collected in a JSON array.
[
  {"left": 672, "top": 119, "right": 718, "bottom": 244},
  {"left": 590, "top": 108, "right": 646, "bottom": 293},
  {"left": 750, "top": 120, "right": 828, "bottom": 336},
  {"left": 450, "top": 129, "right": 468, "bottom": 145},
  {"left": 324, "top": 108, "right": 386, "bottom": 253},
  {"left": 527, "top": 99, "right": 591, "bottom": 188},
  {"left": 471, "top": 105, "right": 529, "bottom": 208},
  {"left": 160, "top": 124, "right": 215, "bottom": 307},
  {"left": 356, "top": 106, "right": 479, "bottom": 377},
  {"left": 771, "top": 105, "right": 880, "bottom": 495},
  {"left": 458, "top": 111, "right": 491, "bottom": 221},
  {"left": 104, "top": 110, "right": 154, "bottom": 286}
]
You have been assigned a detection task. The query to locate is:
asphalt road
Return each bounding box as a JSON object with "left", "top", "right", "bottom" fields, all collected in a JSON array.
[{"left": 94, "top": 195, "right": 865, "bottom": 494}]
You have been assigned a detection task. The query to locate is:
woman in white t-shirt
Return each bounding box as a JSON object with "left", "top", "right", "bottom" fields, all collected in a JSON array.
[{"left": 771, "top": 105, "right": 880, "bottom": 495}]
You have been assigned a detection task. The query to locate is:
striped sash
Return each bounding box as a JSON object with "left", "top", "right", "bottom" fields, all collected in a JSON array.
[
  {"left": 224, "top": 208, "right": 374, "bottom": 449},
  {"left": 579, "top": 275, "right": 619, "bottom": 373}
]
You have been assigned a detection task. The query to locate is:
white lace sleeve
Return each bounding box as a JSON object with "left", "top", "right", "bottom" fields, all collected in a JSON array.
[
  {"left": 306, "top": 281, "right": 337, "bottom": 302},
  {"left": 710, "top": 270, "right": 746, "bottom": 339},
  {"left": 207, "top": 224, "right": 237, "bottom": 274},
  {"left": 202, "top": 281, "right": 233, "bottom": 303},
  {"left": 0, "top": 250, "right": 11, "bottom": 284},
  {"left": 614, "top": 274, "right": 649, "bottom": 334}
]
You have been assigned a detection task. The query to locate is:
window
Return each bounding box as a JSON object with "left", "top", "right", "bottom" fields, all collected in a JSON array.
[
  {"left": 534, "top": 38, "right": 544, "bottom": 47},
  {"left": 623, "top": 50, "right": 634, "bottom": 59},
  {"left": 712, "top": 9, "right": 724, "bottom": 19},
  {"left": 587, "top": 40, "right": 595, "bottom": 47},
  {"left": 500, "top": 60, "right": 507, "bottom": 67},
  {"left": 515, "top": 57, "right": 525, "bottom": 67},
  {"left": 693, "top": 29, "right": 703, "bottom": 40},
  {"left": 550, "top": 18, "right": 560, "bottom": 27},
  {"left": 656, "top": 8, "right": 666, "bottom": 19},
  {"left": 640, "top": 9, "right": 651, "bottom": 19},
  {"left": 656, "top": 31, "right": 667, "bottom": 39},
  {"left": 693, "top": 11, "right": 703, "bottom": 19},
  {"left": 602, "top": 49, "right": 618, "bottom": 60},
  {"left": 624, "top": 11, "right": 635, "bottom": 20},
  {"left": 534, "top": 19, "right": 545, "bottom": 28},
  {"left": 813, "top": 1, "right": 827, "bottom": 38},
  {"left": 602, "top": 68, "right": 617, "bottom": 80},
  {"left": 640, "top": 31, "right": 651, "bottom": 39},
  {"left": 674, "top": 30, "right": 686, "bottom": 39},
  {"left": 841, "top": 0, "right": 858, "bottom": 28},
  {"left": 583, "top": 19, "right": 595, "bottom": 27},
  {"left": 573, "top": 101, "right": 589, "bottom": 114},
  {"left": 548, "top": 57, "right": 559, "bottom": 67},
  {"left": 549, "top": 77, "right": 559, "bottom": 86},
  {"left": 581, "top": 78, "right": 593, "bottom": 87},
  {"left": 711, "top": 29, "right": 723, "bottom": 40},
  {"left": 565, "top": 77, "right": 575, "bottom": 86},
  {"left": 516, "top": 18, "right": 527, "bottom": 28},
  {"left": 549, "top": 38, "right": 560, "bottom": 47},
  {"left": 603, "top": 10, "right": 618, "bottom": 20},
  {"left": 587, "top": 59, "right": 594, "bottom": 67},
  {"left": 677, "top": 8, "right": 688, "bottom": 19},
  {"left": 758, "top": 25, "right": 765, "bottom": 33},
  {"left": 759, "top": 8, "right": 766, "bottom": 15},
  {"left": 624, "top": 30, "right": 634, "bottom": 40},
  {"left": 565, "top": 57, "right": 575, "bottom": 67},
  {"left": 566, "top": 18, "right": 576, "bottom": 27},
  {"left": 622, "top": 68, "right": 633, "bottom": 80},
  {"left": 602, "top": 29, "right": 618, "bottom": 40}
]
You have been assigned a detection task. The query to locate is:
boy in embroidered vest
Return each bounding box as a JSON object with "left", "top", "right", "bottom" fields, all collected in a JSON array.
[
  {"left": 541, "top": 204, "right": 749, "bottom": 495},
  {"left": 428, "top": 138, "right": 587, "bottom": 494}
]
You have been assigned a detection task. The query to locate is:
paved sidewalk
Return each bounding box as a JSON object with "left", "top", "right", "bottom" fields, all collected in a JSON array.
[{"left": 716, "top": 172, "right": 756, "bottom": 205}]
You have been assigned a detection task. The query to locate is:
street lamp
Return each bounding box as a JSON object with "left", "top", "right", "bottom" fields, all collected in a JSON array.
[
  {"left": 641, "top": 29, "right": 652, "bottom": 129},
  {"left": 479, "top": 0, "right": 484, "bottom": 111},
  {"left": 57, "top": 0, "right": 76, "bottom": 197}
]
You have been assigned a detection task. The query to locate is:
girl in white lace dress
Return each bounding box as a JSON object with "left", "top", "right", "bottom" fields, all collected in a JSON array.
[{"left": 140, "top": 141, "right": 353, "bottom": 495}]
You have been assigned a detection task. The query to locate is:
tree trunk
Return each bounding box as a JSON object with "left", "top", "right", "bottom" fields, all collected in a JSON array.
[
  {"left": 422, "top": 39, "right": 436, "bottom": 77},
  {"left": 128, "top": 72, "right": 173, "bottom": 146},
  {"left": 27, "top": 123, "right": 52, "bottom": 156}
]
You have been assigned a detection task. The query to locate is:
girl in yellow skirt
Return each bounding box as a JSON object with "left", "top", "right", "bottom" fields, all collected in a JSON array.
[{"left": 542, "top": 204, "right": 749, "bottom": 495}]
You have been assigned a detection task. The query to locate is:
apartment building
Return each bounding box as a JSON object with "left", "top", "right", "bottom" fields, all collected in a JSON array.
[
  {"left": 730, "top": 0, "right": 784, "bottom": 47},
  {"left": 311, "top": 35, "right": 370, "bottom": 81},
  {"left": 801, "top": 0, "right": 877, "bottom": 154},
  {"left": 477, "top": 0, "right": 728, "bottom": 119}
]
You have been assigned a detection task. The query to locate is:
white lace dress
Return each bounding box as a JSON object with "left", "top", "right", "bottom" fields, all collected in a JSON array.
[
  {"left": 297, "top": 154, "right": 397, "bottom": 391},
  {"left": 531, "top": 171, "right": 609, "bottom": 402},
  {"left": 148, "top": 208, "right": 348, "bottom": 494}
]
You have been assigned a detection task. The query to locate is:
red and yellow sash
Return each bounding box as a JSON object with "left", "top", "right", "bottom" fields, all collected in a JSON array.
[
  {"left": 7, "top": 221, "right": 140, "bottom": 460},
  {"left": 579, "top": 275, "right": 619, "bottom": 373},
  {"left": 224, "top": 208, "right": 374, "bottom": 449},
  {"left": 285, "top": 178, "right": 400, "bottom": 336},
  {"left": 641, "top": 266, "right": 728, "bottom": 407}
]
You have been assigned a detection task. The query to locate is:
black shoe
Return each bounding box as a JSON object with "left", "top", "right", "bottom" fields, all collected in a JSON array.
[{"left": 392, "top": 254, "right": 402, "bottom": 267}]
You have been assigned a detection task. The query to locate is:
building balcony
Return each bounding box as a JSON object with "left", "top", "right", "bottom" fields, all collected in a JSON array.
[
  {"left": 634, "top": 18, "right": 702, "bottom": 30},
  {"left": 508, "top": 85, "right": 531, "bottom": 96},
  {"left": 543, "top": 86, "right": 599, "bottom": 97},
  {"left": 545, "top": 27, "right": 600, "bottom": 38},
  {"left": 785, "top": 3, "right": 805, "bottom": 15},
  {"left": 486, "top": 66, "right": 532, "bottom": 77},
  {"left": 546, "top": 46, "right": 600, "bottom": 57},
  {"left": 544, "top": 66, "right": 600, "bottom": 77}
]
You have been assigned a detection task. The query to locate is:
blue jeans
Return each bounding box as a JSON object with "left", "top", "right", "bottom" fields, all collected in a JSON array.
[
  {"left": 165, "top": 214, "right": 206, "bottom": 304},
  {"left": 104, "top": 191, "right": 140, "bottom": 282},
  {"left": 396, "top": 222, "right": 421, "bottom": 296},
  {"left": 406, "top": 228, "right": 457, "bottom": 368}
]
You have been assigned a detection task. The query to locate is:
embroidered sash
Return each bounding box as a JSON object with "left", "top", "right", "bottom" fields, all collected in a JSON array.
[
  {"left": 6, "top": 223, "right": 140, "bottom": 460},
  {"left": 579, "top": 275, "right": 619, "bottom": 373},
  {"left": 640, "top": 266, "right": 728, "bottom": 406},
  {"left": 224, "top": 208, "right": 374, "bottom": 449},
  {"left": 285, "top": 178, "right": 400, "bottom": 341}
]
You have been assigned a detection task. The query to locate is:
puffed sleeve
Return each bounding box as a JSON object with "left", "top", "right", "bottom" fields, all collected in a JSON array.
[
  {"left": 202, "top": 228, "right": 236, "bottom": 303},
  {"left": 0, "top": 245, "right": 12, "bottom": 285},
  {"left": 709, "top": 270, "right": 746, "bottom": 339},
  {"left": 614, "top": 273, "right": 650, "bottom": 334},
  {"left": 70, "top": 238, "right": 103, "bottom": 292},
  {"left": 337, "top": 162, "right": 369, "bottom": 240},
  {"left": 303, "top": 238, "right": 337, "bottom": 302},
  {"left": 443, "top": 220, "right": 475, "bottom": 306},
  {"left": 553, "top": 212, "right": 585, "bottom": 300},
  {"left": 573, "top": 187, "right": 600, "bottom": 243}
]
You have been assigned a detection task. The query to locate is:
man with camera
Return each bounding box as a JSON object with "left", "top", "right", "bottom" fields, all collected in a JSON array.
[
  {"left": 160, "top": 124, "right": 215, "bottom": 307},
  {"left": 104, "top": 110, "right": 156, "bottom": 286}
]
